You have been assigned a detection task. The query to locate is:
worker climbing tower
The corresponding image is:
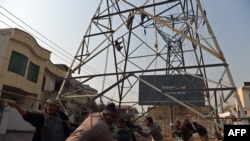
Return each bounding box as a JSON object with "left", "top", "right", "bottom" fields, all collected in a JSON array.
[{"left": 57, "top": 0, "right": 248, "bottom": 132}]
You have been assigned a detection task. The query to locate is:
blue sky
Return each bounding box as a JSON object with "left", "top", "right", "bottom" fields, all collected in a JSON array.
[
  {"left": 202, "top": 0, "right": 250, "bottom": 88},
  {"left": 0, "top": 0, "right": 249, "bottom": 90}
]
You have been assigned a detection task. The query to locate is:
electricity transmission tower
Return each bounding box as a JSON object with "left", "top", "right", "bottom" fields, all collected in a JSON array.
[{"left": 57, "top": 0, "right": 248, "bottom": 130}]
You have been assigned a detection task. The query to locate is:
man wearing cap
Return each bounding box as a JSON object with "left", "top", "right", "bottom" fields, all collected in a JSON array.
[
  {"left": 7, "top": 98, "right": 70, "bottom": 141},
  {"left": 66, "top": 103, "right": 117, "bottom": 141}
]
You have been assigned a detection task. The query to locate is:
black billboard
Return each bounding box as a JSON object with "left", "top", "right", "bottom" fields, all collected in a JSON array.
[{"left": 139, "top": 75, "right": 205, "bottom": 106}]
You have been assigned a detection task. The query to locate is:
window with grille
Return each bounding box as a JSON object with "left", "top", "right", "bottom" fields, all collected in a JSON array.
[
  {"left": 8, "top": 51, "right": 28, "bottom": 76},
  {"left": 27, "top": 61, "right": 40, "bottom": 83}
]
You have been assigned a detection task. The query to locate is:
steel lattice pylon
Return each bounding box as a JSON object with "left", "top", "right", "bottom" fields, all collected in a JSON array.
[{"left": 57, "top": 0, "right": 248, "bottom": 130}]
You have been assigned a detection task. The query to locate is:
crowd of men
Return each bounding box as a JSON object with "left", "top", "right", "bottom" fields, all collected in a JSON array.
[
  {"left": 7, "top": 99, "right": 164, "bottom": 141},
  {"left": 7, "top": 98, "right": 212, "bottom": 141}
]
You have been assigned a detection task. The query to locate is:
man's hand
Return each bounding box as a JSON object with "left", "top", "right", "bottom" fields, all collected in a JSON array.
[
  {"left": 6, "top": 100, "right": 27, "bottom": 116},
  {"left": 6, "top": 100, "right": 18, "bottom": 108}
]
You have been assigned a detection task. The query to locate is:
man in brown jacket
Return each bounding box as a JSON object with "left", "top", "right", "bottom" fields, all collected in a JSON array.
[{"left": 66, "top": 103, "right": 117, "bottom": 141}]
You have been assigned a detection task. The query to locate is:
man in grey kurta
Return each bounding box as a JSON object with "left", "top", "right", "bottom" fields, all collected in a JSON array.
[{"left": 137, "top": 116, "right": 164, "bottom": 141}]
